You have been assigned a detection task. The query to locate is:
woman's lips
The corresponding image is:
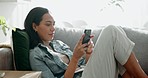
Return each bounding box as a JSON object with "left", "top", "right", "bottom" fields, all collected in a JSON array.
[{"left": 48, "top": 33, "right": 54, "bottom": 36}]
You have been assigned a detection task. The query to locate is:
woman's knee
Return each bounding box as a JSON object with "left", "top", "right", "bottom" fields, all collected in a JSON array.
[
  {"left": 101, "top": 25, "right": 117, "bottom": 35},
  {"left": 103, "top": 25, "right": 125, "bottom": 35},
  {"left": 104, "top": 25, "right": 118, "bottom": 31}
]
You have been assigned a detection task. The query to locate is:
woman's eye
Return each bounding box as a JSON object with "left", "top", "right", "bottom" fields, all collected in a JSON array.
[
  {"left": 46, "top": 23, "right": 55, "bottom": 26},
  {"left": 46, "top": 24, "right": 51, "bottom": 26},
  {"left": 53, "top": 22, "right": 55, "bottom": 26}
]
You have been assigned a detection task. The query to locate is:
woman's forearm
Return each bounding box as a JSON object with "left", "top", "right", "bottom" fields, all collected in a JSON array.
[
  {"left": 64, "top": 56, "right": 79, "bottom": 78},
  {"left": 85, "top": 53, "right": 91, "bottom": 63}
]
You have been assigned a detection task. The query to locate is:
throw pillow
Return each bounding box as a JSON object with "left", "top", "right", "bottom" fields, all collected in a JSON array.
[{"left": 12, "top": 28, "right": 31, "bottom": 70}]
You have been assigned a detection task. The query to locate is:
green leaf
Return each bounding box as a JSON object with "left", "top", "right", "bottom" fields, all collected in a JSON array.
[{"left": 0, "top": 16, "right": 9, "bottom": 36}]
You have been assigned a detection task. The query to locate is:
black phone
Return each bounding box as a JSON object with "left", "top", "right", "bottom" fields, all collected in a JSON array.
[{"left": 82, "top": 29, "right": 91, "bottom": 44}]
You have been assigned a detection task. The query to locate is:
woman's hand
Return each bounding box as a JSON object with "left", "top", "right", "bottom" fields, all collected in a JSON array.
[
  {"left": 73, "top": 35, "right": 94, "bottom": 61},
  {"left": 85, "top": 36, "right": 94, "bottom": 54},
  {"left": 64, "top": 35, "right": 94, "bottom": 78},
  {"left": 73, "top": 34, "right": 88, "bottom": 61},
  {"left": 85, "top": 35, "right": 94, "bottom": 63},
  {"left": 64, "top": 34, "right": 87, "bottom": 78}
]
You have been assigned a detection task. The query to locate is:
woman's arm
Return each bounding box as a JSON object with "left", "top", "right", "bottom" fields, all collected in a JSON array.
[
  {"left": 64, "top": 56, "right": 79, "bottom": 78},
  {"left": 64, "top": 35, "right": 87, "bottom": 78},
  {"left": 85, "top": 53, "right": 92, "bottom": 63},
  {"left": 85, "top": 38, "right": 94, "bottom": 63}
]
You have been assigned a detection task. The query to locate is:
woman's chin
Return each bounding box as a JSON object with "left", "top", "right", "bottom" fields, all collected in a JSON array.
[{"left": 50, "top": 37, "right": 54, "bottom": 41}]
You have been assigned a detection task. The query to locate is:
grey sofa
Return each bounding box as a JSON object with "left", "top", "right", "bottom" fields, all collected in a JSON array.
[
  {"left": 54, "top": 25, "right": 148, "bottom": 75},
  {"left": 0, "top": 47, "right": 14, "bottom": 70},
  {"left": 0, "top": 25, "right": 148, "bottom": 76}
]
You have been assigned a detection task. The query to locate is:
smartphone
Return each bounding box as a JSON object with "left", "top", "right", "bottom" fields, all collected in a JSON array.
[{"left": 82, "top": 29, "right": 91, "bottom": 44}]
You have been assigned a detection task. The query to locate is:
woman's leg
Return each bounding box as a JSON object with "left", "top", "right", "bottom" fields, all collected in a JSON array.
[
  {"left": 122, "top": 70, "right": 134, "bottom": 78},
  {"left": 123, "top": 52, "right": 147, "bottom": 78},
  {"left": 81, "top": 25, "right": 147, "bottom": 78}
]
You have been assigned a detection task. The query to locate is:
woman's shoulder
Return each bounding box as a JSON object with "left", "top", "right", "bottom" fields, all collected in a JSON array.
[{"left": 29, "top": 44, "right": 44, "bottom": 55}]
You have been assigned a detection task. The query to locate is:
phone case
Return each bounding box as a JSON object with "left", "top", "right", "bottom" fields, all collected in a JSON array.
[{"left": 82, "top": 29, "right": 91, "bottom": 44}]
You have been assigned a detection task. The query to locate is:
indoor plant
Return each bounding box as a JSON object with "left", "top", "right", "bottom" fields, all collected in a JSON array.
[
  {"left": 0, "top": 16, "right": 15, "bottom": 44},
  {"left": 0, "top": 16, "right": 10, "bottom": 36}
]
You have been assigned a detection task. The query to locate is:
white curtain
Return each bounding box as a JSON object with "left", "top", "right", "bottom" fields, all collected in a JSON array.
[
  {"left": 30, "top": 0, "right": 148, "bottom": 28},
  {"left": 1, "top": 0, "right": 148, "bottom": 28}
]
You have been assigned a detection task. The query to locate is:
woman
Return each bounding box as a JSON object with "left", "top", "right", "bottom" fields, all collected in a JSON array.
[{"left": 24, "top": 7, "right": 148, "bottom": 78}]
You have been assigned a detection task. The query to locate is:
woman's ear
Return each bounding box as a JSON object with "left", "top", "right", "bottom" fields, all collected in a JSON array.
[{"left": 32, "top": 23, "right": 37, "bottom": 32}]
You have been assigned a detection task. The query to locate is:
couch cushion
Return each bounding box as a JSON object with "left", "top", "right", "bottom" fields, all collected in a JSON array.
[
  {"left": 123, "top": 27, "right": 148, "bottom": 74},
  {"left": 12, "top": 28, "right": 31, "bottom": 70}
]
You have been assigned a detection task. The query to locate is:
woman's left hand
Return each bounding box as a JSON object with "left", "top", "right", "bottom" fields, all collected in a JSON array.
[
  {"left": 85, "top": 36, "right": 94, "bottom": 54},
  {"left": 84, "top": 35, "right": 94, "bottom": 63}
]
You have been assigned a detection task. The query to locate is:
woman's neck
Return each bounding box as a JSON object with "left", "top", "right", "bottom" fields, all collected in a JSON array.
[
  {"left": 42, "top": 41, "right": 53, "bottom": 50},
  {"left": 42, "top": 41, "right": 51, "bottom": 46}
]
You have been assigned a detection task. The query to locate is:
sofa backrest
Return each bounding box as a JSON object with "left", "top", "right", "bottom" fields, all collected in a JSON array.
[
  {"left": 54, "top": 27, "right": 103, "bottom": 51},
  {"left": 123, "top": 27, "right": 148, "bottom": 74},
  {"left": 54, "top": 26, "right": 148, "bottom": 74}
]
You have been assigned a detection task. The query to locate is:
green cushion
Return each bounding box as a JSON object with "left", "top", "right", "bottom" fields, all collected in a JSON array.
[{"left": 12, "top": 28, "right": 31, "bottom": 70}]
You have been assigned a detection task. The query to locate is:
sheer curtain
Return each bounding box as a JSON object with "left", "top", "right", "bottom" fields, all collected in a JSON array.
[
  {"left": 30, "top": 0, "right": 148, "bottom": 28},
  {"left": 93, "top": 0, "right": 148, "bottom": 28}
]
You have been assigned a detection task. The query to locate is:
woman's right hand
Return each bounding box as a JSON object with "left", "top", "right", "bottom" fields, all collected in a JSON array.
[
  {"left": 73, "top": 34, "right": 88, "bottom": 61},
  {"left": 64, "top": 35, "right": 87, "bottom": 78}
]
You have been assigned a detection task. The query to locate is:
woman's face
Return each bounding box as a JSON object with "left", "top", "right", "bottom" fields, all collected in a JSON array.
[{"left": 33, "top": 13, "right": 55, "bottom": 42}]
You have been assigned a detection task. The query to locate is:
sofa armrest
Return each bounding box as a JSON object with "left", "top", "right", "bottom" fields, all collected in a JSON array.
[{"left": 0, "top": 48, "right": 14, "bottom": 70}]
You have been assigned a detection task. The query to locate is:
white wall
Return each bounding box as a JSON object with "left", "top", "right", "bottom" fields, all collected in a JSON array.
[
  {"left": 0, "top": 2, "right": 30, "bottom": 42},
  {"left": 1, "top": 0, "right": 148, "bottom": 42},
  {"left": 0, "top": 2, "right": 30, "bottom": 29},
  {"left": 0, "top": 0, "right": 148, "bottom": 29},
  {"left": 29, "top": 0, "right": 148, "bottom": 28}
]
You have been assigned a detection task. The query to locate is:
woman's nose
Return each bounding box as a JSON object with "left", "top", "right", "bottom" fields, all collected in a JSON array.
[{"left": 51, "top": 26, "right": 55, "bottom": 31}]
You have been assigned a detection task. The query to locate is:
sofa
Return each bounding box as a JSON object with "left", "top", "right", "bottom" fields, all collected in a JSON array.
[
  {"left": 0, "top": 47, "right": 14, "bottom": 70},
  {"left": 0, "top": 25, "right": 148, "bottom": 75}
]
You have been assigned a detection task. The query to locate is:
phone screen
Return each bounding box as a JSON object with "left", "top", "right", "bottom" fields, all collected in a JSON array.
[{"left": 82, "top": 29, "right": 91, "bottom": 44}]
